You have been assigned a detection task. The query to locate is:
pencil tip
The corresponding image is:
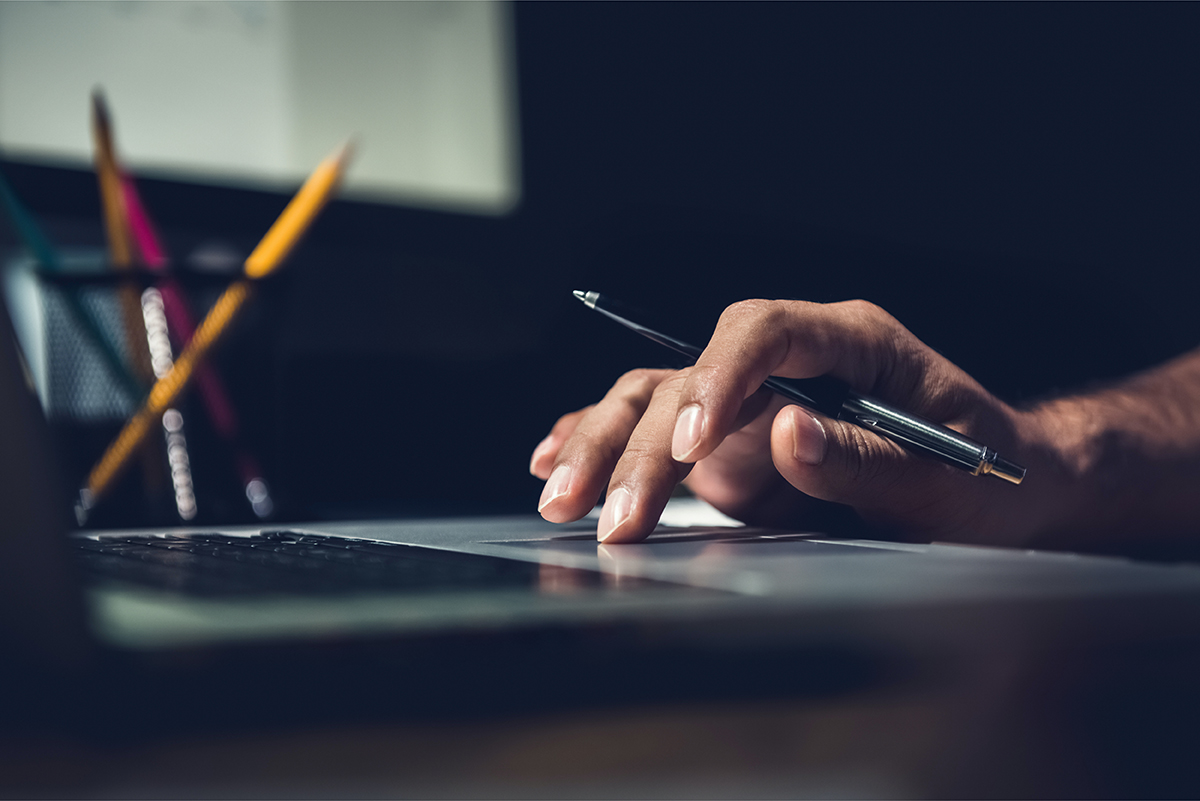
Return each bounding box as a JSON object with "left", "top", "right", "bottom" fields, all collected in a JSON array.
[
  {"left": 91, "top": 89, "right": 113, "bottom": 144},
  {"left": 91, "top": 88, "right": 107, "bottom": 117},
  {"left": 334, "top": 137, "right": 357, "bottom": 166},
  {"left": 572, "top": 289, "right": 587, "bottom": 302},
  {"left": 74, "top": 488, "right": 93, "bottom": 527}
]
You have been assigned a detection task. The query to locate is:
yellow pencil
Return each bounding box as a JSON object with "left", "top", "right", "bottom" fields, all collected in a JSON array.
[
  {"left": 80, "top": 141, "right": 353, "bottom": 515},
  {"left": 92, "top": 91, "right": 135, "bottom": 269}
]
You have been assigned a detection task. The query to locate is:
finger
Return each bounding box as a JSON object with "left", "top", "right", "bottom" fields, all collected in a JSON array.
[
  {"left": 683, "top": 391, "right": 791, "bottom": 512},
  {"left": 598, "top": 372, "right": 694, "bottom": 543},
  {"left": 769, "top": 404, "right": 967, "bottom": 532},
  {"left": 671, "top": 299, "right": 927, "bottom": 466},
  {"left": 538, "top": 369, "right": 673, "bottom": 523},
  {"left": 530, "top": 405, "right": 593, "bottom": 479}
]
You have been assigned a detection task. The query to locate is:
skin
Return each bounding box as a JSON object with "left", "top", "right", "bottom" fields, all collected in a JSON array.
[{"left": 530, "top": 299, "right": 1200, "bottom": 552}]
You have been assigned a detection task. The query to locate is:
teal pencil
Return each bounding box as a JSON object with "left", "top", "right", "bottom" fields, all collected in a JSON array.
[
  {"left": 0, "top": 168, "right": 60, "bottom": 271},
  {"left": 0, "top": 167, "right": 145, "bottom": 402}
]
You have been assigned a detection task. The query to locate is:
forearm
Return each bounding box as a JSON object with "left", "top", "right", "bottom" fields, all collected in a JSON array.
[{"left": 1028, "top": 348, "right": 1200, "bottom": 546}]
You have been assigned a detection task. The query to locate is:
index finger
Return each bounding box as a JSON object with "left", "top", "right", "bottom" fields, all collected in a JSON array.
[{"left": 669, "top": 299, "right": 907, "bottom": 464}]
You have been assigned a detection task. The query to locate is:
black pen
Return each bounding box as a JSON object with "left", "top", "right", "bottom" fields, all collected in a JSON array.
[{"left": 573, "top": 290, "right": 1026, "bottom": 485}]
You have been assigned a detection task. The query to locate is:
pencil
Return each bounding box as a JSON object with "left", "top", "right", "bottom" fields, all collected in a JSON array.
[
  {"left": 79, "top": 141, "right": 353, "bottom": 516},
  {"left": 92, "top": 92, "right": 155, "bottom": 380},
  {"left": 120, "top": 163, "right": 202, "bottom": 521},
  {"left": 0, "top": 168, "right": 61, "bottom": 270},
  {"left": 92, "top": 90, "right": 165, "bottom": 501},
  {"left": 91, "top": 91, "right": 134, "bottom": 268},
  {"left": 123, "top": 169, "right": 275, "bottom": 518}
]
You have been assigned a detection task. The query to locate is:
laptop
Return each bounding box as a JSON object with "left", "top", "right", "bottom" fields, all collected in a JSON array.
[{"left": 6, "top": 290, "right": 1200, "bottom": 740}]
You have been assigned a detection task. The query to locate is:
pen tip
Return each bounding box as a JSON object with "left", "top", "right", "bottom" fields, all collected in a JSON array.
[{"left": 571, "top": 290, "right": 600, "bottom": 309}]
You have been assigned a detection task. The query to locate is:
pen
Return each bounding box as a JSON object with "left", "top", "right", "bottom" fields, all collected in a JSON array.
[{"left": 573, "top": 290, "right": 1026, "bottom": 484}]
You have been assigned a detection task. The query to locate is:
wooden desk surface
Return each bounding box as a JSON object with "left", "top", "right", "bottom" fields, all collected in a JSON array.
[{"left": 6, "top": 643, "right": 1197, "bottom": 800}]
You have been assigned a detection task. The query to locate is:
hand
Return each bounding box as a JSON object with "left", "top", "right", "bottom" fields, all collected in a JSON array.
[{"left": 531, "top": 299, "right": 1076, "bottom": 546}]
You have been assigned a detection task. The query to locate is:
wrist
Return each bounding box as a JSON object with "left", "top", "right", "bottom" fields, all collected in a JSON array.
[
  {"left": 983, "top": 399, "right": 1084, "bottom": 549},
  {"left": 1014, "top": 396, "right": 1131, "bottom": 548}
]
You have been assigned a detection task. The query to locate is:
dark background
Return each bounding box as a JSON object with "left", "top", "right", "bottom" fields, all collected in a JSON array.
[{"left": 3, "top": 2, "right": 1199, "bottom": 526}]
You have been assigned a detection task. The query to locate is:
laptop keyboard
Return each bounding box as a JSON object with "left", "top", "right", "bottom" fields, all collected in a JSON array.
[{"left": 72, "top": 530, "right": 552, "bottom": 597}]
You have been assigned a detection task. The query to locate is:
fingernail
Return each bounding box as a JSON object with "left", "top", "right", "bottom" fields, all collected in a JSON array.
[
  {"left": 791, "top": 410, "right": 827, "bottom": 465},
  {"left": 538, "top": 464, "right": 571, "bottom": 512},
  {"left": 597, "top": 487, "right": 633, "bottom": 542},
  {"left": 529, "top": 435, "right": 554, "bottom": 474},
  {"left": 672, "top": 404, "right": 704, "bottom": 461}
]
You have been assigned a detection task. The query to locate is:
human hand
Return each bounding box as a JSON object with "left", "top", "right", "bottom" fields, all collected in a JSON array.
[{"left": 530, "top": 299, "right": 1072, "bottom": 546}]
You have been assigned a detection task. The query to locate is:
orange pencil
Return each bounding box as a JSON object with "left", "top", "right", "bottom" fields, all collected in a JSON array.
[{"left": 91, "top": 91, "right": 162, "bottom": 501}]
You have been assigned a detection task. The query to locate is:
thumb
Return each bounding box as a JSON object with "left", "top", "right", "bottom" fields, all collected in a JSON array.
[{"left": 770, "top": 403, "right": 953, "bottom": 518}]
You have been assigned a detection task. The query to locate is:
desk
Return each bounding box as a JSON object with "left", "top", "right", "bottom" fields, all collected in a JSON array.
[{"left": 4, "top": 636, "right": 1199, "bottom": 799}]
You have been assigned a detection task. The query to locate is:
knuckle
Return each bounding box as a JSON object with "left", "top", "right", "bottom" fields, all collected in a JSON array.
[
  {"left": 830, "top": 300, "right": 914, "bottom": 385},
  {"left": 719, "top": 298, "right": 779, "bottom": 328},
  {"left": 616, "top": 439, "right": 661, "bottom": 463},
  {"left": 617, "top": 440, "right": 689, "bottom": 484},
  {"left": 614, "top": 368, "right": 666, "bottom": 398},
  {"left": 682, "top": 361, "right": 722, "bottom": 389},
  {"left": 551, "top": 405, "right": 593, "bottom": 436},
  {"left": 568, "top": 427, "right": 625, "bottom": 467},
  {"left": 651, "top": 369, "right": 690, "bottom": 399},
  {"left": 840, "top": 298, "right": 891, "bottom": 326},
  {"left": 839, "top": 429, "right": 892, "bottom": 485}
]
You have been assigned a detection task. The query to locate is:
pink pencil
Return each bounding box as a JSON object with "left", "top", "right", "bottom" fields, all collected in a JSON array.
[{"left": 122, "top": 174, "right": 275, "bottom": 518}]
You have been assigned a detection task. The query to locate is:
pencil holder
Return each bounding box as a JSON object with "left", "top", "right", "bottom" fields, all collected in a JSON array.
[{"left": 3, "top": 248, "right": 268, "bottom": 528}]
